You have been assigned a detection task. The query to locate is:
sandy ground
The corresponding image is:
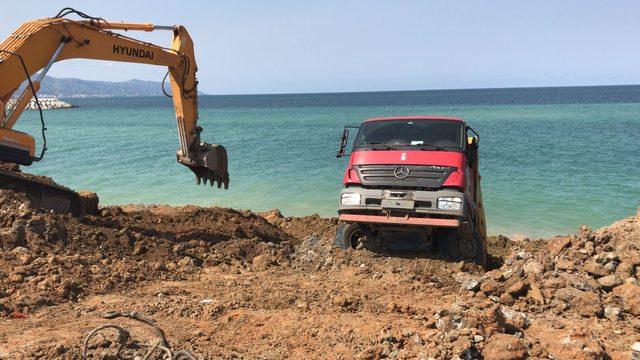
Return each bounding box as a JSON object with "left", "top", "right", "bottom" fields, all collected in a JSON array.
[{"left": 0, "top": 172, "right": 639, "bottom": 359}]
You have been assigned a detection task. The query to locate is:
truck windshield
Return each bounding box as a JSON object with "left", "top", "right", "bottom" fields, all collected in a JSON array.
[{"left": 354, "top": 120, "right": 464, "bottom": 150}]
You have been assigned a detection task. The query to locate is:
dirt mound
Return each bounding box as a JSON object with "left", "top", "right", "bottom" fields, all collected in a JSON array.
[
  {"left": 0, "top": 173, "right": 638, "bottom": 358},
  {"left": 0, "top": 189, "right": 296, "bottom": 319}
]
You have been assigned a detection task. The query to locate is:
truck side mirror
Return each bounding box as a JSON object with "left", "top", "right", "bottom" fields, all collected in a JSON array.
[
  {"left": 467, "top": 126, "right": 480, "bottom": 146},
  {"left": 337, "top": 127, "right": 350, "bottom": 158}
]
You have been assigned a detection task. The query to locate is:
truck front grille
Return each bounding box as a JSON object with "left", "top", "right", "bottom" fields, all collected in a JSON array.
[{"left": 355, "top": 164, "right": 456, "bottom": 189}]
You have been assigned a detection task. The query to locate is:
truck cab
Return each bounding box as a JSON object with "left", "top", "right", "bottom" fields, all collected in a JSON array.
[{"left": 336, "top": 115, "right": 486, "bottom": 264}]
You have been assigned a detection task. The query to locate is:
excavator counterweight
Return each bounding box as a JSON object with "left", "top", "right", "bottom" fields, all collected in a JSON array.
[{"left": 0, "top": 8, "right": 229, "bottom": 207}]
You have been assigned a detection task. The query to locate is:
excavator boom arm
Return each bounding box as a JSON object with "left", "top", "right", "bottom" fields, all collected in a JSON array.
[{"left": 0, "top": 15, "right": 229, "bottom": 188}]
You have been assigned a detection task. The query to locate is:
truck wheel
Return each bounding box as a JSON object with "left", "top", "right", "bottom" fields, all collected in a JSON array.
[
  {"left": 470, "top": 226, "right": 487, "bottom": 266},
  {"left": 334, "top": 222, "right": 369, "bottom": 249},
  {"left": 438, "top": 228, "right": 486, "bottom": 266}
]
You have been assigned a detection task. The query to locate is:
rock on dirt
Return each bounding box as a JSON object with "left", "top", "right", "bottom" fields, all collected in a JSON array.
[
  {"left": 612, "top": 283, "right": 640, "bottom": 316},
  {"left": 482, "top": 333, "right": 527, "bottom": 360},
  {"left": 78, "top": 190, "right": 99, "bottom": 215},
  {"left": 554, "top": 287, "right": 603, "bottom": 317}
]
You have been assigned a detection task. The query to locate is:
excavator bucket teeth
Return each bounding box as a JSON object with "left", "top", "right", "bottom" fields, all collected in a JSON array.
[{"left": 183, "top": 143, "right": 229, "bottom": 189}]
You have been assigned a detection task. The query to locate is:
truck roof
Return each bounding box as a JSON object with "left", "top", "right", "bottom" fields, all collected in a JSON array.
[{"left": 364, "top": 115, "right": 465, "bottom": 123}]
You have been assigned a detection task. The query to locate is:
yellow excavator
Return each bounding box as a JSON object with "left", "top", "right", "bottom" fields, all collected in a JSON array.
[
  {"left": 0, "top": 9, "right": 229, "bottom": 213},
  {"left": 0, "top": 9, "right": 230, "bottom": 213}
]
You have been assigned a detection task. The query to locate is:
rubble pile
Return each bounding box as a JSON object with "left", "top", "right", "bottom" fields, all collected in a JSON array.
[{"left": 436, "top": 210, "right": 640, "bottom": 359}]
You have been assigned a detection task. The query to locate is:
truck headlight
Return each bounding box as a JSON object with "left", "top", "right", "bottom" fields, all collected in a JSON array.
[
  {"left": 341, "top": 192, "right": 361, "bottom": 206},
  {"left": 437, "top": 196, "right": 462, "bottom": 211}
]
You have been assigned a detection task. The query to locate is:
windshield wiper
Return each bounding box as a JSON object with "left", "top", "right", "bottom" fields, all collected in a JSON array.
[
  {"left": 364, "top": 142, "right": 399, "bottom": 150},
  {"left": 418, "top": 144, "right": 447, "bottom": 151}
]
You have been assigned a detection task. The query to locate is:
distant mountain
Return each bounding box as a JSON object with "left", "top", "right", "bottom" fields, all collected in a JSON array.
[{"left": 33, "top": 76, "right": 206, "bottom": 98}]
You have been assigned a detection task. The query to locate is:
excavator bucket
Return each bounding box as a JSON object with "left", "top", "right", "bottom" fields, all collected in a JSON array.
[{"left": 180, "top": 142, "right": 229, "bottom": 189}]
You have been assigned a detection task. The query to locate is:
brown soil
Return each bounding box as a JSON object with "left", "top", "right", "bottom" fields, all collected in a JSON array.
[{"left": 0, "top": 171, "right": 638, "bottom": 359}]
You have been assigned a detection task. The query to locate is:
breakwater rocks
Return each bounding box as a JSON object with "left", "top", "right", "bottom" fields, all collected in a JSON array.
[{"left": 5, "top": 98, "right": 76, "bottom": 110}]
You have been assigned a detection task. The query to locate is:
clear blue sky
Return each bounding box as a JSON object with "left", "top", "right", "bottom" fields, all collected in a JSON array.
[{"left": 2, "top": 1, "right": 639, "bottom": 94}]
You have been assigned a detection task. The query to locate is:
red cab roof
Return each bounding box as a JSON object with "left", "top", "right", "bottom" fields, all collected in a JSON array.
[{"left": 364, "top": 115, "right": 465, "bottom": 123}]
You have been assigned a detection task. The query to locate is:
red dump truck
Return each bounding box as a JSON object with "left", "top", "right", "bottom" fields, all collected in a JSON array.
[{"left": 335, "top": 115, "right": 487, "bottom": 264}]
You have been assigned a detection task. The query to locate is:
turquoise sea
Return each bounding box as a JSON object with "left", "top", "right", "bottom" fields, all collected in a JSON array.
[{"left": 14, "top": 86, "right": 640, "bottom": 238}]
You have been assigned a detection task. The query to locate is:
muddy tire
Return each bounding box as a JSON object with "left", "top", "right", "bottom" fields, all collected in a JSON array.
[
  {"left": 438, "top": 228, "right": 486, "bottom": 266},
  {"left": 334, "top": 222, "right": 369, "bottom": 249}
]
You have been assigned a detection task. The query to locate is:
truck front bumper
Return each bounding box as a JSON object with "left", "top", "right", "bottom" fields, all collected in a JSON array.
[{"left": 338, "top": 187, "right": 466, "bottom": 228}]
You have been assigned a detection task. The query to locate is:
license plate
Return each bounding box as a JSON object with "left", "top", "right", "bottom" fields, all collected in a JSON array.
[{"left": 381, "top": 199, "right": 415, "bottom": 209}]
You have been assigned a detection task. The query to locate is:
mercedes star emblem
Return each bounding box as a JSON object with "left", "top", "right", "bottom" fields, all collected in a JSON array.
[{"left": 393, "top": 166, "right": 410, "bottom": 179}]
